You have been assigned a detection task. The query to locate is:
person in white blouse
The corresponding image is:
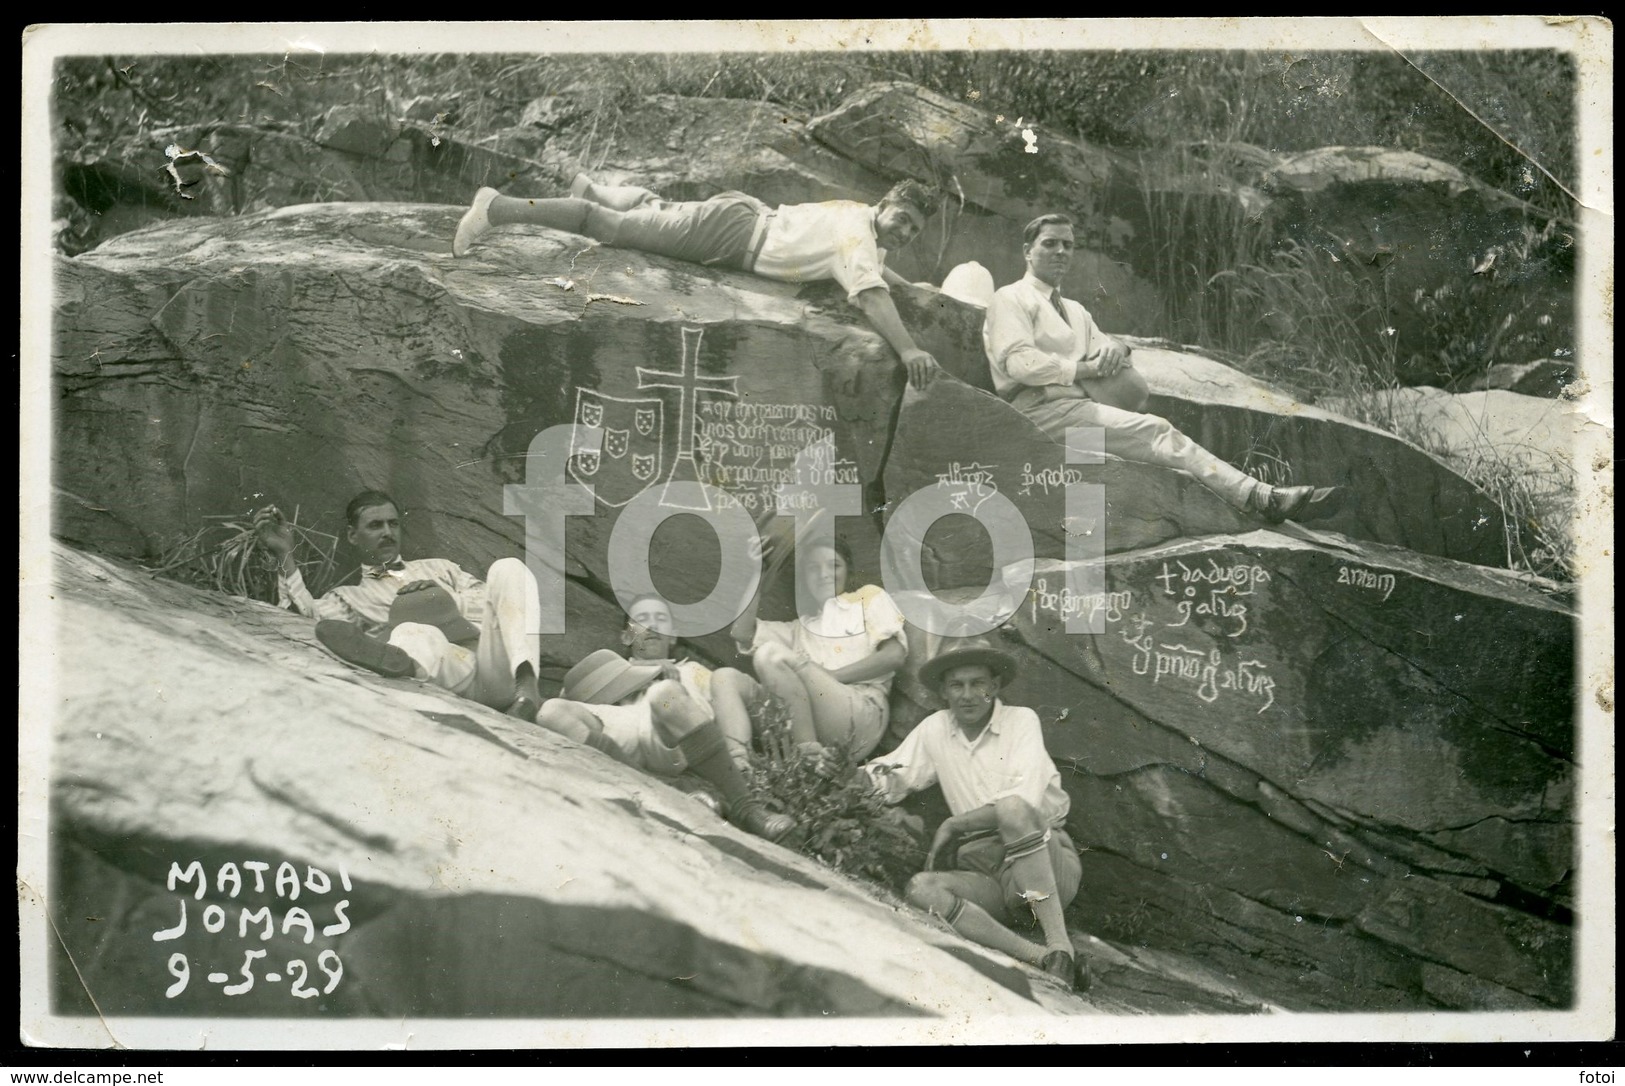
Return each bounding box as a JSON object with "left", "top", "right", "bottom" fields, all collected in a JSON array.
[
  {"left": 452, "top": 175, "right": 944, "bottom": 390},
  {"left": 728, "top": 537, "right": 906, "bottom": 759},
  {"left": 984, "top": 213, "right": 1348, "bottom": 524},
  {"left": 253, "top": 490, "right": 545, "bottom": 719},
  {"left": 863, "top": 634, "right": 1091, "bottom": 992}
]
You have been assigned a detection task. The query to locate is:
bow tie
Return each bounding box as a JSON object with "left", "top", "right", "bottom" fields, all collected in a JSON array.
[{"left": 365, "top": 560, "right": 407, "bottom": 579}]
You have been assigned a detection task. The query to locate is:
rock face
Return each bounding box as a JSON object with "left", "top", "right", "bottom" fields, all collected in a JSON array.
[
  {"left": 46, "top": 543, "right": 1056, "bottom": 1020},
  {"left": 50, "top": 203, "right": 1576, "bottom": 1013},
  {"left": 58, "top": 82, "right": 1572, "bottom": 392},
  {"left": 884, "top": 531, "right": 1575, "bottom": 1010}
]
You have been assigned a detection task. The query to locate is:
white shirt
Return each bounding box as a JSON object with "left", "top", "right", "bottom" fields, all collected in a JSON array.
[
  {"left": 276, "top": 557, "right": 486, "bottom": 638},
  {"left": 865, "top": 700, "right": 1070, "bottom": 828},
  {"left": 983, "top": 271, "right": 1111, "bottom": 397},
  {"left": 754, "top": 201, "right": 889, "bottom": 304},
  {"left": 749, "top": 584, "right": 908, "bottom": 697}
]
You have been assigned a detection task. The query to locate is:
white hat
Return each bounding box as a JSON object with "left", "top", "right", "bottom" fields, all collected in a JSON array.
[{"left": 939, "top": 261, "right": 995, "bottom": 308}]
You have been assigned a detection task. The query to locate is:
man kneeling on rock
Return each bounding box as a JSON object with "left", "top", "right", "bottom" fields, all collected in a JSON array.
[
  {"left": 984, "top": 212, "right": 1348, "bottom": 524},
  {"left": 254, "top": 490, "right": 546, "bottom": 719},
  {"left": 535, "top": 593, "right": 796, "bottom": 844},
  {"left": 452, "top": 174, "right": 945, "bottom": 389},
  {"left": 862, "top": 635, "right": 1092, "bottom": 992}
]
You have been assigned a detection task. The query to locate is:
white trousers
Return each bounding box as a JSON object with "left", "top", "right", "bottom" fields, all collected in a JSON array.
[
  {"left": 1011, "top": 387, "right": 1261, "bottom": 509},
  {"left": 387, "top": 557, "right": 540, "bottom": 709}
]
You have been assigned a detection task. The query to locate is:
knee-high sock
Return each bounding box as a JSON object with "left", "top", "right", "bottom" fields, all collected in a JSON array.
[
  {"left": 1005, "top": 831, "right": 1074, "bottom": 956},
  {"left": 488, "top": 194, "right": 593, "bottom": 233},
  {"left": 940, "top": 895, "right": 1046, "bottom": 965},
  {"left": 674, "top": 720, "right": 756, "bottom": 815}
]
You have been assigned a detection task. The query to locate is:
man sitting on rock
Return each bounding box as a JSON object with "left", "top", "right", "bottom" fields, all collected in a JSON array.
[
  {"left": 862, "top": 635, "right": 1092, "bottom": 993},
  {"left": 535, "top": 593, "right": 796, "bottom": 844},
  {"left": 253, "top": 491, "right": 545, "bottom": 719},
  {"left": 452, "top": 174, "right": 944, "bottom": 389},
  {"left": 984, "top": 213, "right": 1348, "bottom": 523}
]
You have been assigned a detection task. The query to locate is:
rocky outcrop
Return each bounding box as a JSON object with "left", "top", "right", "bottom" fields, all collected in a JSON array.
[
  {"left": 885, "top": 530, "right": 1575, "bottom": 1009},
  {"left": 886, "top": 288, "right": 1518, "bottom": 571},
  {"left": 55, "top": 204, "right": 1526, "bottom": 615},
  {"left": 1471, "top": 359, "right": 1579, "bottom": 399},
  {"left": 50, "top": 204, "right": 1576, "bottom": 1012},
  {"left": 46, "top": 543, "right": 1072, "bottom": 1019},
  {"left": 806, "top": 86, "right": 1572, "bottom": 386},
  {"left": 58, "top": 81, "right": 1572, "bottom": 392}
]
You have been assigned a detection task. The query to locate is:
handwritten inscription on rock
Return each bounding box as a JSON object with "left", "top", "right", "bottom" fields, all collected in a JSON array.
[
  {"left": 1026, "top": 555, "right": 1283, "bottom": 715},
  {"left": 695, "top": 401, "right": 860, "bottom": 511}
]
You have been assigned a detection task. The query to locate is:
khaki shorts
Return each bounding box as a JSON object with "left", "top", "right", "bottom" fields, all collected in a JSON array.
[
  {"left": 589, "top": 702, "right": 688, "bottom": 777},
  {"left": 955, "top": 828, "right": 1082, "bottom": 924}
]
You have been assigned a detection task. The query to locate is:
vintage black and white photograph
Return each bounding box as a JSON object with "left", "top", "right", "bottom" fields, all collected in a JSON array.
[{"left": 19, "top": 18, "right": 1614, "bottom": 1049}]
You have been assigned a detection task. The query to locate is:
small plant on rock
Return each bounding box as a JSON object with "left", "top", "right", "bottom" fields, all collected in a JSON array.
[
  {"left": 152, "top": 507, "right": 338, "bottom": 603},
  {"left": 746, "top": 697, "right": 925, "bottom": 893}
]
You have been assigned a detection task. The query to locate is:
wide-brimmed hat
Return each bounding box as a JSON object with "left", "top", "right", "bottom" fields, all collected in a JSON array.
[
  {"left": 563, "top": 648, "right": 662, "bottom": 706},
  {"left": 919, "top": 634, "right": 1020, "bottom": 691},
  {"left": 384, "top": 584, "right": 480, "bottom": 646}
]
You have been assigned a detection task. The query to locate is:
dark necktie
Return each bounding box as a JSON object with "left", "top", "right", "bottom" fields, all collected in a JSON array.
[
  {"left": 365, "top": 559, "right": 407, "bottom": 579},
  {"left": 1050, "top": 290, "right": 1071, "bottom": 327}
]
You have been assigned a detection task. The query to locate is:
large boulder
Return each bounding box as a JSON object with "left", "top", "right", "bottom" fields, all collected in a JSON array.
[
  {"left": 44, "top": 543, "right": 1069, "bottom": 1020},
  {"left": 48, "top": 202, "right": 1577, "bottom": 1014},
  {"left": 885, "top": 287, "right": 1519, "bottom": 571},
  {"left": 885, "top": 528, "right": 1575, "bottom": 1009}
]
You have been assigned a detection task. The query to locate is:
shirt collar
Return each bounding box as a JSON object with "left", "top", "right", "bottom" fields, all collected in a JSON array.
[
  {"left": 1021, "top": 271, "right": 1063, "bottom": 300},
  {"left": 949, "top": 699, "right": 1006, "bottom": 745}
]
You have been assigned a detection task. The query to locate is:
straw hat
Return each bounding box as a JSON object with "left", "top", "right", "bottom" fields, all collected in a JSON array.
[
  {"left": 919, "top": 634, "right": 1020, "bottom": 691},
  {"left": 562, "top": 648, "right": 663, "bottom": 706},
  {"left": 384, "top": 584, "right": 480, "bottom": 646}
]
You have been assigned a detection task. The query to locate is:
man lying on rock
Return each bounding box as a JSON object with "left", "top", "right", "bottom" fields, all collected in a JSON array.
[
  {"left": 253, "top": 490, "right": 546, "bottom": 719},
  {"left": 983, "top": 213, "right": 1348, "bottom": 524},
  {"left": 862, "top": 633, "right": 1092, "bottom": 993},
  {"left": 452, "top": 174, "right": 944, "bottom": 390},
  {"left": 535, "top": 592, "right": 797, "bottom": 844}
]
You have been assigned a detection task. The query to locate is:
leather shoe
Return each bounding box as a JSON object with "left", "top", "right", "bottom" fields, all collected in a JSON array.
[
  {"left": 1039, "top": 948, "right": 1092, "bottom": 992},
  {"left": 732, "top": 800, "right": 796, "bottom": 843},
  {"left": 1257, "top": 484, "right": 1347, "bottom": 525},
  {"left": 316, "top": 620, "right": 415, "bottom": 678},
  {"left": 1039, "top": 949, "right": 1079, "bottom": 991}
]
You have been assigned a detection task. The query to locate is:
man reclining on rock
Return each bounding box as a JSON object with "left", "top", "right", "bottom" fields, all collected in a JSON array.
[
  {"left": 253, "top": 490, "right": 546, "bottom": 719},
  {"left": 535, "top": 592, "right": 796, "bottom": 844},
  {"left": 983, "top": 213, "right": 1348, "bottom": 524},
  {"left": 861, "top": 634, "right": 1092, "bottom": 993},
  {"left": 452, "top": 174, "right": 944, "bottom": 390}
]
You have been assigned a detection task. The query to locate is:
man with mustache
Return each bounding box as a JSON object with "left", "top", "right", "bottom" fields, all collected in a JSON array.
[
  {"left": 862, "top": 635, "right": 1092, "bottom": 993},
  {"left": 253, "top": 491, "right": 545, "bottom": 719},
  {"left": 985, "top": 213, "right": 1348, "bottom": 523},
  {"left": 452, "top": 175, "right": 945, "bottom": 390}
]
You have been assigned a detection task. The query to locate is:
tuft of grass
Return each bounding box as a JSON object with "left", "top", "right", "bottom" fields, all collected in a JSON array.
[
  {"left": 747, "top": 697, "right": 925, "bottom": 893},
  {"left": 151, "top": 507, "right": 338, "bottom": 602}
]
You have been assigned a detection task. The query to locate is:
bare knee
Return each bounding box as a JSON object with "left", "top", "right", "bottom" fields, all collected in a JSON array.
[
  {"left": 993, "top": 795, "right": 1045, "bottom": 838},
  {"left": 712, "top": 666, "right": 752, "bottom": 696},
  {"left": 905, "top": 873, "right": 959, "bottom": 917},
  {"left": 752, "top": 644, "right": 801, "bottom": 689},
  {"left": 646, "top": 679, "right": 706, "bottom": 742}
]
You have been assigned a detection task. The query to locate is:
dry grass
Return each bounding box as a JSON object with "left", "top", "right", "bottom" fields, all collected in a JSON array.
[{"left": 151, "top": 508, "right": 338, "bottom": 602}]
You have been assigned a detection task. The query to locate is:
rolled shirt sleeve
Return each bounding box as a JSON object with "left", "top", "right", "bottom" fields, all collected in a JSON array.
[
  {"left": 751, "top": 202, "right": 889, "bottom": 305},
  {"left": 864, "top": 724, "right": 937, "bottom": 805}
]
